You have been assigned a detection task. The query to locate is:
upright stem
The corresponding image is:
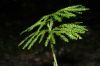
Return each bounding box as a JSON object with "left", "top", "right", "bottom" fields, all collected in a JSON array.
[{"left": 51, "top": 44, "right": 58, "bottom": 66}]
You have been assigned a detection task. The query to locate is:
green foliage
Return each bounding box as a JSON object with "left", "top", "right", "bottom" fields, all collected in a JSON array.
[
  {"left": 19, "top": 5, "right": 88, "bottom": 50},
  {"left": 19, "top": 5, "right": 88, "bottom": 66},
  {"left": 54, "top": 23, "right": 87, "bottom": 41}
]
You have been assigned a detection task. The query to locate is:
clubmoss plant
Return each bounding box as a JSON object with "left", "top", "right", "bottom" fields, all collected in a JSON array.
[{"left": 19, "top": 5, "right": 89, "bottom": 66}]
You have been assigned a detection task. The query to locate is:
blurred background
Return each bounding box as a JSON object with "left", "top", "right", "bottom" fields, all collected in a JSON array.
[{"left": 0, "top": 0, "right": 100, "bottom": 66}]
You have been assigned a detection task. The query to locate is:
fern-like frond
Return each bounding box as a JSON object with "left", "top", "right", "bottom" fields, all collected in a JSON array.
[
  {"left": 64, "top": 5, "right": 89, "bottom": 12},
  {"left": 53, "top": 23, "right": 87, "bottom": 41},
  {"left": 52, "top": 5, "right": 89, "bottom": 22},
  {"left": 19, "top": 5, "right": 88, "bottom": 49},
  {"left": 20, "top": 30, "right": 48, "bottom": 49},
  {"left": 20, "top": 15, "right": 49, "bottom": 35},
  {"left": 55, "top": 11, "right": 76, "bottom": 18},
  {"left": 19, "top": 5, "right": 88, "bottom": 66}
]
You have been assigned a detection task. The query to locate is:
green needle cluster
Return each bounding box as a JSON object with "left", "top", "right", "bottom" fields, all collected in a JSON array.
[{"left": 19, "top": 5, "right": 88, "bottom": 66}]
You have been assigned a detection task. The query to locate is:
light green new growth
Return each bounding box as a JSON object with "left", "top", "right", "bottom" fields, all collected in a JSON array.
[{"left": 19, "top": 5, "right": 88, "bottom": 66}]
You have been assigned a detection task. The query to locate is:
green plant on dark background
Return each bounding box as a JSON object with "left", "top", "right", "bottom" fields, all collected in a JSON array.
[{"left": 19, "top": 5, "right": 88, "bottom": 66}]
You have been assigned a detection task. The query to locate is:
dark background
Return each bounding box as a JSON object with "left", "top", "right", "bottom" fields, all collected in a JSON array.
[{"left": 0, "top": 0, "right": 100, "bottom": 66}]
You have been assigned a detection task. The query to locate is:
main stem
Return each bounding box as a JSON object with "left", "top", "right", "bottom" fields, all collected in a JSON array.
[{"left": 51, "top": 44, "right": 58, "bottom": 66}]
